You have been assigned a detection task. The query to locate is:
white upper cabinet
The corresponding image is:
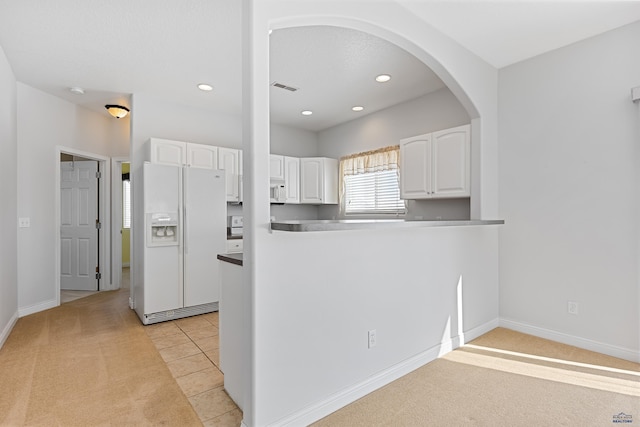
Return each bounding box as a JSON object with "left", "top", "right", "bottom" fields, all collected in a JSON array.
[
  {"left": 149, "top": 138, "right": 218, "bottom": 170},
  {"left": 300, "top": 157, "right": 338, "bottom": 204},
  {"left": 187, "top": 144, "right": 218, "bottom": 169},
  {"left": 399, "top": 133, "right": 432, "bottom": 199},
  {"left": 400, "top": 124, "right": 470, "bottom": 199},
  {"left": 218, "top": 147, "right": 241, "bottom": 202},
  {"left": 432, "top": 125, "right": 470, "bottom": 197},
  {"left": 269, "top": 155, "right": 286, "bottom": 181},
  {"left": 284, "top": 156, "right": 300, "bottom": 204},
  {"left": 149, "top": 138, "right": 186, "bottom": 167}
]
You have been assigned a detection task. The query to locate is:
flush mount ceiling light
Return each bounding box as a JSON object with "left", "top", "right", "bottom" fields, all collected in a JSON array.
[
  {"left": 375, "top": 74, "right": 391, "bottom": 83},
  {"left": 105, "top": 105, "right": 130, "bottom": 119},
  {"left": 198, "top": 83, "right": 213, "bottom": 91},
  {"left": 301, "top": 110, "right": 313, "bottom": 116},
  {"left": 69, "top": 87, "right": 84, "bottom": 95},
  {"left": 352, "top": 106, "right": 364, "bottom": 112}
]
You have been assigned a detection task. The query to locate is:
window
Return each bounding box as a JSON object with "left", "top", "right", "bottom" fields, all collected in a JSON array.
[
  {"left": 340, "top": 145, "right": 406, "bottom": 215},
  {"left": 122, "top": 179, "right": 131, "bottom": 229}
]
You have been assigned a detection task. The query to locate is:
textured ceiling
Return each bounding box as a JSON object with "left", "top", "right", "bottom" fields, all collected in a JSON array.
[
  {"left": 269, "top": 26, "right": 446, "bottom": 132},
  {"left": 0, "top": 1, "right": 639, "bottom": 132}
]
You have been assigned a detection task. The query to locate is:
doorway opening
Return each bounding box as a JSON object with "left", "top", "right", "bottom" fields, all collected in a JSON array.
[
  {"left": 110, "top": 157, "right": 130, "bottom": 300},
  {"left": 55, "top": 147, "right": 111, "bottom": 306}
]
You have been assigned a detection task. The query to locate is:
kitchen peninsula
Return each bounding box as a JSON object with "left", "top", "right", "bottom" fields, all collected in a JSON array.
[{"left": 270, "top": 218, "right": 503, "bottom": 232}]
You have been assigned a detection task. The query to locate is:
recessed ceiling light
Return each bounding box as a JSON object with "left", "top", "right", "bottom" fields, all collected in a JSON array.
[
  {"left": 352, "top": 106, "right": 364, "bottom": 112},
  {"left": 70, "top": 87, "right": 84, "bottom": 95},
  {"left": 301, "top": 110, "right": 313, "bottom": 116},
  {"left": 375, "top": 74, "right": 391, "bottom": 83},
  {"left": 198, "top": 83, "right": 213, "bottom": 91}
]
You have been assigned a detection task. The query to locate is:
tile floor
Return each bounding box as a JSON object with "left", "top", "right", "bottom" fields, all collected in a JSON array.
[{"left": 144, "top": 312, "right": 243, "bottom": 426}]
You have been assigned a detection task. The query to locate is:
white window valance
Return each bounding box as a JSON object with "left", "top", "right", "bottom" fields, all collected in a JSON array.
[{"left": 340, "top": 145, "right": 400, "bottom": 176}]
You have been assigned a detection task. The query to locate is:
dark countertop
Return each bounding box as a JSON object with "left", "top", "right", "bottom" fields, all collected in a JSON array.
[
  {"left": 270, "top": 219, "right": 504, "bottom": 232},
  {"left": 217, "top": 253, "right": 243, "bottom": 266}
]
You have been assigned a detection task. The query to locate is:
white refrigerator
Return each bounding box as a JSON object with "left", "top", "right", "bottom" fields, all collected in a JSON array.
[{"left": 135, "top": 162, "right": 226, "bottom": 325}]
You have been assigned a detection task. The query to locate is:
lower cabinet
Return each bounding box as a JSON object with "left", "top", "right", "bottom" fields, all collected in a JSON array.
[{"left": 219, "top": 259, "right": 245, "bottom": 410}]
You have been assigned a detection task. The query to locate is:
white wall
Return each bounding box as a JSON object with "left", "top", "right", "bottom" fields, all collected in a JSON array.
[
  {"left": 0, "top": 45, "right": 18, "bottom": 347},
  {"left": 270, "top": 123, "right": 318, "bottom": 157},
  {"left": 318, "top": 88, "right": 469, "bottom": 158},
  {"left": 498, "top": 21, "right": 640, "bottom": 360},
  {"left": 317, "top": 88, "right": 471, "bottom": 220},
  {"left": 16, "top": 84, "right": 117, "bottom": 313},
  {"left": 245, "top": 1, "right": 500, "bottom": 425}
]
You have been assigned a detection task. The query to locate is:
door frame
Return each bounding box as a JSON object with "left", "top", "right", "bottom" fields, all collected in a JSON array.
[
  {"left": 110, "top": 157, "right": 129, "bottom": 290},
  {"left": 55, "top": 146, "right": 111, "bottom": 304}
]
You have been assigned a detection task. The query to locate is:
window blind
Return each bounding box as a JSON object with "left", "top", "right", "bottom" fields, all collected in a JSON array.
[{"left": 344, "top": 169, "right": 405, "bottom": 214}]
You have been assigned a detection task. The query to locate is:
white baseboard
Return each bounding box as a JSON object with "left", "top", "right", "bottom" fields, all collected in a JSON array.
[
  {"left": 0, "top": 311, "right": 18, "bottom": 349},
  {"left": 500, "top": 318, "right": 639, "bottom": 363},
  {"left": 462, "top": 317, "right": 501, "bottom": 345},
  {"left": 18, "top": 298, "right": 57, "bottom": 317},
  {"left": 275, "top": 317, "right": 500, "bottom": 427}
]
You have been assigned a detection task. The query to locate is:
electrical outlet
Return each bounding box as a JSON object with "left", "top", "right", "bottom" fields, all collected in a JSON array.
[
  {"left": 18, "top": 217, "right": 30, "bottom": 228},
  {"left": 567, "top": 301, "right": 579, "bottom": 315},
  {"left": 368, "top": 330, "right": 377, "bottom": 349}
]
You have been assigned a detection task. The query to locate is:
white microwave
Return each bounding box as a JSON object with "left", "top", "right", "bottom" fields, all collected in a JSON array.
[{"left": 270, "top": 183, "right": 286, "bottom": 203}]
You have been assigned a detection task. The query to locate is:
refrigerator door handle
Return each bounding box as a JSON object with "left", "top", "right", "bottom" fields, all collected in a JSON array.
[
  {"left": 184, "top": 205, "right": 189, "bottom": 254},
  {"left": 183, "top": 171, "right": 188, "bottom": 255}
]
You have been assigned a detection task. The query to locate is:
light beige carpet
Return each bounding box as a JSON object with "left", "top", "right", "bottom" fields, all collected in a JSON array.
[
  {"left": 0, "top": 289, "right": 202, "bottom": 426},
  {"left": 314, "top": 328, "right": 640, "bottom": 426}
]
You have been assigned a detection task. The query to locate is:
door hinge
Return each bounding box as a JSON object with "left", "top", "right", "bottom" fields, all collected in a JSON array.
[
  {"left": 95, "top": 219, "right": 101, "bottom": 229},
  {"left": 96, "top": 171, "right": 102, "bottom": 179}
]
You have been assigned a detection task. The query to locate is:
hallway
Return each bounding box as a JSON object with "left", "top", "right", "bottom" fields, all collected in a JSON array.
[{"left": 1, "top": 278, "right": 239, "bottom": 426}]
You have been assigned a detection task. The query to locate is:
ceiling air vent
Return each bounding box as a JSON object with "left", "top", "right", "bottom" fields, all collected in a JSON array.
[{"left": 271, "top": 81, "right": 299, "bottom": 92}]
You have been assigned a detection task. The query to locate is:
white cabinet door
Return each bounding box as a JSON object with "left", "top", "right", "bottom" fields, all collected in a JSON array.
[
  {"left": 284, "top": 156, "right": 300, "bottom": 204},
  {"left": 218, "top": 147, "right": 240, "bottom": 202},
  {"left": 301, "top": 158, "right": 323, "bottom": 204},
  {"left": 269, "top": 155, "right": 285, "bottom": 181},
  {"left": 149, "top": 138, "right": 186, "bottom": 167},
  {"left": 300, "top": 157, "right": 338, "bottom": 204},
  {"left": 400, "top": 134, "right": 432, "bottom": 199},
  {"left": 187, "top": 144, "right": 218, "bottom": 169},
  {"left": 400, "top": 124, "right": 470, "bottom": 199},
  {"left": 432, "top": 125, "right": 470, "bottom": 197}
]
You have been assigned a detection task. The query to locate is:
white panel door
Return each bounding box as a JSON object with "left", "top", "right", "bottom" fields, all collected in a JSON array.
[
  {"left": 60, "top": 161, "right": 98, "bottom": 291},
  {"left": 183, "top": 167, "right": 226, "bottom": 307}
]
